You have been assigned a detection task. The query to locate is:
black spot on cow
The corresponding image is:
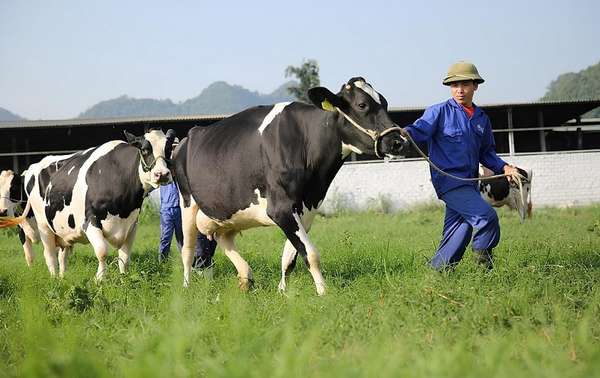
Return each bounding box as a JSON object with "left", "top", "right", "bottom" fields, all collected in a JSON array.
[
  {"left": 9, "top": 173, "right": 24, "bottom": 204},
  {"left": 68, "top": 214, "right": 75, "bottom": 229},
  {"left": 480, "top": 176, "right": 510, "bottom": 201},
  {"left": 26, "top": 175, "right": 34, "bottom": 196},
  {"left": 18, "top": 227, "right": 26, "bottom": 245}
]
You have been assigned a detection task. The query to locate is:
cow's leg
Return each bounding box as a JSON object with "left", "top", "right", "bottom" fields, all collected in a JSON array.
[
  {"left": 216, "top": 232, "right": 253, "bottom": 291},
  {"left": 58, "top": 247, "right": 72, "bottom": 278},
  {"left": 117, "top": 223, "right": 137, "bottom": 274},
  {"left": 181, "top": 204, "right": 199, "bottom": 287},
  {"left": 273, "top": 212, "right": 325, "bottom": 296},
  {"left": 278, "top": 210, "right": 317, "bottom": 292},
  {"left": 85, "top": 226, "right": 110, "bottom": 282},
  {"left": 19, "top": 227, "right": 34, "bottom": 267},
  {"left": 39, "top": 230, "right": 59, "bottom": 277}
]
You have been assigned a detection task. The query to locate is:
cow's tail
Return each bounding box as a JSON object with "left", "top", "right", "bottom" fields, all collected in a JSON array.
[{"left": 0, "top": 199, "right": 31, "bottom": 228}]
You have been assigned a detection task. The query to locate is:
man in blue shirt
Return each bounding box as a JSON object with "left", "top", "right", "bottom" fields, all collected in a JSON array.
[
  {"left": 402, "top": 61, "right": 517, "bottom": 270},
  {"left": 159, "top": 181, "right": 217, "bottom": 268}
]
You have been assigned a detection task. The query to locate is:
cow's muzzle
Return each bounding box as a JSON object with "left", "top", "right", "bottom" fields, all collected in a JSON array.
[{"left": 375, "top": 127, "right": 409, "bottom": 158}]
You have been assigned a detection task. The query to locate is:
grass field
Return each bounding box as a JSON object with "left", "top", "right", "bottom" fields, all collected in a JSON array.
[{"left": 1, "top": 204, "right": 599, "bottom": 377}]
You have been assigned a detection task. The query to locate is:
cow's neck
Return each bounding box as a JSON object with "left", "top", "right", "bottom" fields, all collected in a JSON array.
[{"left": 296, "top": 110, "right": 349, "bottom": 210}]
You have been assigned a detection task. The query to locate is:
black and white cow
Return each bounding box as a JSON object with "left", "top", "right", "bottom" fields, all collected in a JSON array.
[
  {"left": 479, "top": 166, "right": 533, "bottom": 222},
  {"left": 1, "top": 128, "right": 176, "bottom": 280},
  {"left": 1, "top": 168, "right": 72, "bottom": 270},
  {"left": 173, "top": 77, "right": 408, "bottom": 295}
]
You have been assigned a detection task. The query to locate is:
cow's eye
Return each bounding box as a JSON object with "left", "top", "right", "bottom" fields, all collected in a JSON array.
[{"left": 358, "top": 103, "right": 367, "bottom": 110}]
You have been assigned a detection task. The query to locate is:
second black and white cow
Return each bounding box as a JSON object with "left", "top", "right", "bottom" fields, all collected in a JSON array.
[
  {"left": 479, "top": 166, "right": 533, "bottom": 222},
  {"left": 173, "top": 77, "right": 408, "bottom": 295},
  {"left": 1, "top": 128, "right": 176, "bottom": 279}
]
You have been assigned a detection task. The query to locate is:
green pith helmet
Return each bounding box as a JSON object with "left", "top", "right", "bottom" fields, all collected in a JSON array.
[{"left": 442, "top": 61, "right": 485, "bottom": 86}]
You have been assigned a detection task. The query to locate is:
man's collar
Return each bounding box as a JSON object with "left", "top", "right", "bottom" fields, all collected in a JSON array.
[{"left": 448, "top": 98, "right": 480, "bottom": 114}]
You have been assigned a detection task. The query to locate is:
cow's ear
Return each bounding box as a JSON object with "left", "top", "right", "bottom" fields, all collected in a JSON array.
[
  {"left": 123, "top": 130, "right": 142, "bottom": 148},
  {"left": 308, "top": 87, "right": 343, "bottom": 112}
]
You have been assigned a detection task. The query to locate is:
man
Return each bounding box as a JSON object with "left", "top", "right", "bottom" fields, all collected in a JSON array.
[
  {"left": 402, "top": 61, "right": 518, "bottom": 270},
  {"left": 159, "top": 181, "right": 217, "bottom": 268}
]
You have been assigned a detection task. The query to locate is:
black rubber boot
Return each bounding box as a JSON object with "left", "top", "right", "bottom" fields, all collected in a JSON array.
[{"left": 473, "top": 249, "right": 494, "bottom": 270}]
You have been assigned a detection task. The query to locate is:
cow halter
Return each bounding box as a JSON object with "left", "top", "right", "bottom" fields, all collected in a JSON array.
[
  {"left": 139, "top": 152, "right": 168, "bottom": 173},
  {"left": 333, "top": 106, "right": 406, "bottom": 158}
]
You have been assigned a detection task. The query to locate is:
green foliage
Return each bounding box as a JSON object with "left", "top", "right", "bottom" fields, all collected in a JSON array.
[
  {"left": 1, "top": 206, "right": 600, "bottom": 377},
  {"left": 285, "top": 59, "right": 321, "bottom": 103},
  {"left": 540, "top": 60, "right": 600, "bottom": 117}
]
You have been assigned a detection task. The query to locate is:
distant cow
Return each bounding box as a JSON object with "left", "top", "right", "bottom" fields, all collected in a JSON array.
[
  {"left": 1, "top": 128, "right": 176, "bottom": 280},
  {"left": 479, "top": 166, "right": 533, "bottom": 222},
  {"left": 173, "top": 77, "right": 408, "bottom": 295},
  {"left": 1, "top": 167, "right": 71, "bottom": 271}
]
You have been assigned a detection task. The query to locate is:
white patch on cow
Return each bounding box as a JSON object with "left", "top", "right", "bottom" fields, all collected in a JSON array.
[
  {"left": 353, "top": 80, "right": 381, "bottom": 104},
  {"left": 341, "top": 142, "right": 363, "bottom": 158},
  {"left": 257, "top": 102, "right": 291, "bottom": 135},
  {"left": 67, "top": 166, "right": 75, "bottom": 175},
  {"left": 195, "top": 188, "right": 276, "bottom": 237},
  {"left": 100, "top": 209, "right": 140, "bottom": 247},
  {"left": 0, "top": 170, "right": 17, "bottom": 216}
]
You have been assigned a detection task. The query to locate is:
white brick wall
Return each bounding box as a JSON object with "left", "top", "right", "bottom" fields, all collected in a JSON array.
[
  {"left": 149, "top": 150, "right": 600, "bottom": 212},
  {"left": 321, "top": 150, "right": 600, "bottom": 212}
]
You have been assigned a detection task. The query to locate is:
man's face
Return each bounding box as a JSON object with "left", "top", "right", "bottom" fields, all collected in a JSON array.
[{"left": 450, "top": 80, "right": 478, "bottom": 106}]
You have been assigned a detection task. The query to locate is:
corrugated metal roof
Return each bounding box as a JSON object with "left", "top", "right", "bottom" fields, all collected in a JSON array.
[
  {"left": 0, "top": 114, "right": 229, "bottom": 130},
  {"left": 388, "top": 98, "right": 600, "bottom": 112}
]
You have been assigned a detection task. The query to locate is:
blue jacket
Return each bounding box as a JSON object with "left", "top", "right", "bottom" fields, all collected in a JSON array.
[
  {"left": 405, "top": 98, "right": 506, "bottom": 198},
  {"left": 159, "top": 182, "right": 180, "bottom": 209}
]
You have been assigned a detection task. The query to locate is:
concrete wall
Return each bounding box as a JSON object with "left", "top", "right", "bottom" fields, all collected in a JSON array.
[{"left": 321, "top": 150, "right": 600, "bottom": 212}]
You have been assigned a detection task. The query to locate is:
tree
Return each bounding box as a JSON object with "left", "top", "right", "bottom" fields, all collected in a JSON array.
[
  {"left": 285, "top": 59, "right": 320, "bottom": 103},
  {"left": 540, "top": 60, "right": 600, "bottom": 117}
]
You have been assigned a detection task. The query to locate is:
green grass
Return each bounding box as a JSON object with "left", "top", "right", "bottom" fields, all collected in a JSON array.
[{"left": 1, "top": 205, "right": 600, "bottom": 377}]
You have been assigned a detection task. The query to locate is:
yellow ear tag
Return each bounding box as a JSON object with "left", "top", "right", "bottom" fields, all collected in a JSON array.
[{"left": 321, "top": 99, "right": 335, "bottom": 112}]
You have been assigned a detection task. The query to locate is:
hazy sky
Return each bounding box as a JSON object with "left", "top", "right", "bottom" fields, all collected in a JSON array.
[{"left": 1, "top": 0, "right": 598, "bottom": 120}]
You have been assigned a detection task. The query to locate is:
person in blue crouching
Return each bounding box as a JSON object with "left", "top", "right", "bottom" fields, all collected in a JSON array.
[
  {"left": 401, "top": 61, "right": 518, "bottom": 271},
  {"left": 159, "top": 181, "right": 217, "bottom": 269}
]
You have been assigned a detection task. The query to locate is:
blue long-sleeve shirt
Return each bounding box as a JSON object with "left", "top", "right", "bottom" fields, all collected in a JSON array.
[{"left": 405, "top": 98, "right": 506, "bottom": 198}]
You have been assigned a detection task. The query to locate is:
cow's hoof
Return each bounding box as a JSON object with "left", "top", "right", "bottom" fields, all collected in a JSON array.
[
  {"left": 316, "top": 283, "right": 326, "bottom": 296},
  {"left": 277, "top": 280, "right": 286, "bottom": 293},
  {"left": 239, "top": 277, "right": 254, "bottom": 292}
]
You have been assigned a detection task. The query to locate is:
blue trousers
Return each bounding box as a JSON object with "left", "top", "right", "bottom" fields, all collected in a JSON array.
[
  {"left": 430, "top": 185, "right": 500, "bottom": 270},
  {"left": 159, "top": 207, "right": 216, "bottom": 261}
]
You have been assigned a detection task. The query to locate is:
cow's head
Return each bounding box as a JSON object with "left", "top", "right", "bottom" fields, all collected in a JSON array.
[
  {"left": 480, "top": 166, "right": 533, "bottom": 223},
  {"left": 0, "top": 170, "right": 23, "bottom": 217},
  {"left": 124, "top": 127, "right": 177, "bottom": 189},
  {"left": 308, "top": 77, "right": 409, "bottom": 158}
]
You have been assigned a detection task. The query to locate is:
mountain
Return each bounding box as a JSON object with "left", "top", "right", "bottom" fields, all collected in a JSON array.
[
  {"left": 540, "top": 60, "right": 600, "bottom": 117},
  {"left": 78, "top": 81, "right": 297, "bottom": 119},
  {"left": 0, "top": 107, "right": 24, "bottom": 121}
]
